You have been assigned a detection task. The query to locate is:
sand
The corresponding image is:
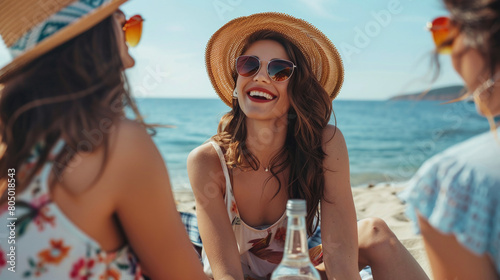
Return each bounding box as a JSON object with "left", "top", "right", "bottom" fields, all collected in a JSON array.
[{"left": 174, "top": 182, "right": 431, "bottom": 277}]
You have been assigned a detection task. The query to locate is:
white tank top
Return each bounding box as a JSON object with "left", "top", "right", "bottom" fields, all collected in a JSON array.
[{"left": 201, "top": 141, "right": 288, "bottom": 279}]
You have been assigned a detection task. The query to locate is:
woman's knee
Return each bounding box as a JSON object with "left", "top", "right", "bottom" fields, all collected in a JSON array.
[{"left": 358, "top": 217, "right": 398, "bottom": 255}]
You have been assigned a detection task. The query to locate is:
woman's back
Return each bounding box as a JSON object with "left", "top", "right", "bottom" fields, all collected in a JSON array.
[
  {"left": 0, "top": 120, "right": 146, "bottom": 279},
  {"left": 0, "top": 120, "right": 185, "bottom": 278},
  {"left": 1, "top": 119, "right": 207, "bottom": 280},
  {"left": 0, "top": 2, "right": 207, "bottom": 278}
]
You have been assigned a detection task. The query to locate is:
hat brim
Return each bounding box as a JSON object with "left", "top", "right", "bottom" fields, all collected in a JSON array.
[
  {"left": 0, "top": 0, "right": 127, "bottom": 82},
  {"left": 206, "top": 12, "right": 344, "bottom": 107}
]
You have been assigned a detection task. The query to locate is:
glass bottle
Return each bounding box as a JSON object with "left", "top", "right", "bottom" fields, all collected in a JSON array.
[{"left": 271, "top": 199, "right": 321, "bottom": 280}]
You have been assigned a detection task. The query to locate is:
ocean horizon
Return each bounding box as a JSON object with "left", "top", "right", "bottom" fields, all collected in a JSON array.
[{"left": 134, "top": 98, "right": 491, "bottom": 189}]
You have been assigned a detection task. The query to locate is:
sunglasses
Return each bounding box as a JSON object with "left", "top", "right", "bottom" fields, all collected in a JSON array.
[
  {"left": 123, "top": 14, "right": 144, "bottom": 47},
  {"left": 427, "top": 16, "right": 456, "bottom": 54},
  {"left": 236, "top": 55, "right": 296, "bottom": 82}
]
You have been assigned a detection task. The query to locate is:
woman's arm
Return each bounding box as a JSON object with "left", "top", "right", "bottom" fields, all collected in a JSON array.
[
  {"left": 320, "top": 125, "right": 361, "bottom": 280},
  {"left": 111, "top": 120, "right": 207, "bottom": 279},
  {"left": 418, "top": 214, "right": 498, "bottom": 280},
  {"left": 188, "top": 143, "right": 244, "bottom": 280}
]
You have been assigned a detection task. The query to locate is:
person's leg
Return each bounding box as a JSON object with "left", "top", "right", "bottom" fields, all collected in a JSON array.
[{"left": 357, "top": 217, "right": 429, "bottom": 280}]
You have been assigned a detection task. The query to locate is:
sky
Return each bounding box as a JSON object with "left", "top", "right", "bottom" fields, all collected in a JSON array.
[{"left": 0, "top": 0, "right": 464, "bottom": 100}]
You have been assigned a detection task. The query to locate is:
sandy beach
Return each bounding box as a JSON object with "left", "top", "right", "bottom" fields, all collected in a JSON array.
[{"left": 174, "top": 183, "right": 431, "bottom": 277}]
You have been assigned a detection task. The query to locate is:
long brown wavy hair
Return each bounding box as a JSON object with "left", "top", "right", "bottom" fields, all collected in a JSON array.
[
  {"left": 212, "top": 30, "right": 335, "bottom": 236},
  {"left": 0, "top": 15, "right": 150, "bottom": 201},
  {"left": 433, "top": 0, "right": 500, "bottom": 130}
]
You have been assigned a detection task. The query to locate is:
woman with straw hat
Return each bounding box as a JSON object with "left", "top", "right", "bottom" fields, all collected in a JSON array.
[
  {"left": 188, "top": 12, "right": 428, "bottom": 280},
  {"left": 0, "top": 1, "right": 206, "bottom": 279}
]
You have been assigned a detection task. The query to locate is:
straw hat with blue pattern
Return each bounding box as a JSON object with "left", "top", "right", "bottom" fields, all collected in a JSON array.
[{"left": 0, "top": 0, "right": 128, "bottom": 82}]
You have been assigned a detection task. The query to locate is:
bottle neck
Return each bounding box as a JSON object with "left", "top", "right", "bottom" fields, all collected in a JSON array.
[{"left": 283, "top": 214, "right": 309, "bottom": 260}]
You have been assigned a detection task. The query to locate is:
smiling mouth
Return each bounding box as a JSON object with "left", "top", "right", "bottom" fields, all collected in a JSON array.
[{"left": 247, "top": 90, "right": 276, "bottom": 101}]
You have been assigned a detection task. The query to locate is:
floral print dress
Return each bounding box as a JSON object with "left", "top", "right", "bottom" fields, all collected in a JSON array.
[
  {"left": 202, "top": 142, "right": 323, "bottom": 280},
  {"left": 0, "top": 141, "right": 144, "bottom": 280}
]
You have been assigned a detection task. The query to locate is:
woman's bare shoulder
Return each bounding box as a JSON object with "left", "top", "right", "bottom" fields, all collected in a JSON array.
[
  {"left": 187, "top": 141, "right": 226, "bottom": 193},
  {"left": 53, "top": 119, "right": 157, "bottom": 194},
  {"left": 188, "top": 142, "right": 220, "bottom": 168},
  {"left": 322, "top": 124, "right": 348, "bottom": 169},
  {"left": 103, "top": 119, "right": 168, "bottom": 189},
  {"left": 102, "top": 119, "right": 164, "bottom": 164},
  {"left": 322, "top": 124, "right": 346, "bottom": 148},
  {"left": 112, "top": 119, "right": 154, "bottom": 149}
]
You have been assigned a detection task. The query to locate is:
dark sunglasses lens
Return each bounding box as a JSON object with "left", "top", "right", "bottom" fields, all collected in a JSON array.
[
  {"left": 236, "top": 56, "right": 260, "bottom": 77},
  {"left": 268, "top": 60, "right": 294, "bottom": 81}
]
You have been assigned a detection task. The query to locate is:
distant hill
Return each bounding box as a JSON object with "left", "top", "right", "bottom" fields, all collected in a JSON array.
[{"left": 389, "top": 85, "right": 465, "bottom": 101}]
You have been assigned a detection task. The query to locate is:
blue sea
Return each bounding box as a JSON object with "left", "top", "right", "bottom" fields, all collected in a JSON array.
[{"left": 135, "top": 98, "right": 492, "bottom": 189}]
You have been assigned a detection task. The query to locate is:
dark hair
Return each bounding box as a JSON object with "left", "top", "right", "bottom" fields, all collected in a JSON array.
[
  {"left": 0, "top": 15, "right": 149, "bottom": 198},
  {"left": 212, "top": 30, "right": 335, "bottom": 236}
]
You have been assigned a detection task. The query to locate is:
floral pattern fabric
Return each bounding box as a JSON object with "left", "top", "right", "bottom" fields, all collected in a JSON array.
[{"left": 0, "top": 141, "right": 144, "bottom": 279}]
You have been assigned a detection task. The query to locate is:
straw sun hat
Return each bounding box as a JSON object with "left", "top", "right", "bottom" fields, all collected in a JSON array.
[
  {"left": 0, "top": 0, "right": 128, "bottom": 82},
  {"left": 206, "top": 12, "right": 344, "bottom": 107}
]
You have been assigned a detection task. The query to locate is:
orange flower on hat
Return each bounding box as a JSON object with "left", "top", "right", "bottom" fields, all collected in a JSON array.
[{"left": 38, "top": 239, "right": 71, "bottom": 265}]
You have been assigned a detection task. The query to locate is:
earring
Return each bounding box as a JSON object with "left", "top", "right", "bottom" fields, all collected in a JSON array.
[{"left": 233, "top": 89, "right": 238, "bottom": 99}]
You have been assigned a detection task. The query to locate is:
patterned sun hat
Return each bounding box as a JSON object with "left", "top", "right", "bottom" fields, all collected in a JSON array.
[{"left": 0, "top": 0, "right": 128, "bottom": 82}]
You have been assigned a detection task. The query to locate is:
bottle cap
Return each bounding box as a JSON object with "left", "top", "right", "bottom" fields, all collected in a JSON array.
[{"left": 286, "top": 199, "right": 306, "bottom": 216}]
